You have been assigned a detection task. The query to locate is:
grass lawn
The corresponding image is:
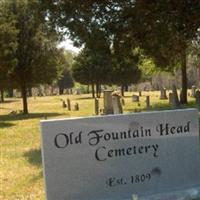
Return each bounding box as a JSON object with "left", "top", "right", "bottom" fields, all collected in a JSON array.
[{"left": 0, "top": 91, "right": 199, "bottom": 200}]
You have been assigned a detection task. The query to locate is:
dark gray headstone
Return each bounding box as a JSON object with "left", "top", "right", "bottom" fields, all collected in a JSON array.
[{"left": 103, "top": 90, "right": 113, "bottom": 114}]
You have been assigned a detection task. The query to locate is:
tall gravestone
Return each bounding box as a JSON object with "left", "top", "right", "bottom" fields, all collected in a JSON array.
[
  {"left": 112, "top": 95, "right": 123, "bottom": 114},
  {"left": 103, "top": 90, "right": 113, "bottom": 114}
]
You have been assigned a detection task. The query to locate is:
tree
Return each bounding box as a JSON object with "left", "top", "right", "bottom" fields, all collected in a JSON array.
[
  {"left": 0, "top": 0, "right": 17, "bottom": 102},
  {"left": 72, "top": 44, "right": 112, "bottom": 98},
  {"left": 0, "top": 0, "right": 60, "bottom": 113},
  {"left": 56, "top": 50, "right": 74, "bottom": 95},
  {"left": 112, "top": 49, "right": 141, "bottom": 96},
  {"left": 43, "top": 0, "right": 200, "bottom": 104}
]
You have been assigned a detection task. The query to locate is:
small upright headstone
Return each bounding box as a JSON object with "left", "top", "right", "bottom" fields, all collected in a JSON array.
[
  {"left": 67, "top": 98, "right": 71, "bottom": 111},
  {"left": 103, "top": 90, "right": 113, "bottom": 114},
  {"left": 169, "top": 92, "right": 173, "bottom": 105},
  {"left": 145, "top": 96, "right": 150, "bottom": 109},
  {"left": 94, "top": 98, "right": 99, "bottom": 115},
  {"left": 132, "top": 95, "right": 139, "bottom": 102},
  {"left": 160, "top": 87, "right": 168, "bottom": 100},
  {"left": 195, "top": 90, "right": 200, "bottom": 106},
  {"left": 192, "top": 85, "right": 196, "bottom": 98},
  {"left": 74, "top": 103, "right": 79, "bottom": 111},
  {"left": 62, "top": 100, "right": 66, "bottom": 108},
  {"left": 112, "top": 95, "right": 123, "bottom": 114}
]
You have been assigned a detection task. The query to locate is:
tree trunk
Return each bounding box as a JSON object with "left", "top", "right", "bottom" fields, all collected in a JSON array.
[
  {"left": 91, "top": 84, "right": 95, "bottom": 98},
  {"left": 7, "top": 88, "right": 13, "bottom": 97},
  {"left": 180, "top": 49, "right": 187, "bottom": 104},
  {"left": 121, "top": 85, "right": 125, "bottom": 97},
  {"left": 21, "top": 84, "right": 28, "bottom": 114},
  {"left": 96, "top": 83, "right": 99, "bottom": 98},
  {"left": 59, "top": 87, "right": 64, "bottom": 95},
  {"left": 0, "top": 89, "right": 4, "bottom": 102},
  {"left": 96, "top": 83, "right": 101, "bottom": 98}
]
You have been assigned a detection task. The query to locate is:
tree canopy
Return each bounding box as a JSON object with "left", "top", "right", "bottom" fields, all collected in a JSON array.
[
  {"left": 0, "top": 0, "right": 61, "bottom": 113},
  {"left": 42, "top": 0, "right": 200, "bottom": 104}
]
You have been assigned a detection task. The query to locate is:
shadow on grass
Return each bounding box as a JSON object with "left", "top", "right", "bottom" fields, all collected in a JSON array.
[
  {"left": 0, "top": 112, "right": 62, "bottom": 122},
  {"left": 1, "top": 99, "right": 20, "bottom": 104},
  {"left": 24, "top": 148, "right": 42, "bottom": 167},
  {"left": 0, "top": 121, "right": 15, "bottom": 128},
  {"left": 75, "top": 96, "right": 94, "bottom": 100}
]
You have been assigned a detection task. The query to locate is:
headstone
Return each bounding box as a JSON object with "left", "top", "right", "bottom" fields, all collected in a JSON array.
[
  {"left": 171, "top": 85, "right": 180, "bottom": 108},
  {"left": 160, "top": 88, "right": 168, "bottom": 100},
  {"left": 112, "top": 95, "right": 123, "bottom": 114},
  {"left": 67, "top": 98, "right": 71, "bottom": 111},
  {"left": 94, "top": 98, "right": 99, "bottom": 115},
  {"left": 62, "top": 100, "right": 66, "bottom": 108},
  {"left": 192, "top": 85, "right": 196, "bottom": 98},
  {"left": 169, "top": 92, "right": 173, "bottom": 105},
  {"left": 139, "top": 91, "right": 142, "bottom": 97},
  {"left": 195, "top": 90, "right": 200, "bottom": 106},
  {"left": 132, "top": 95, "right": 139, "bottom": 102},
  {"left": 103, "top": 90, "right": 113, "bottom": 114},
  {"left": 74, "top": 88, "right": 81, "bottom": 95},
  {"left": 74, "top": 103, "right": 79, "bottom": 111},
  {"left": 40, "top": 109, "right": 200, "bottom": 200},
  {"left": 145, "top": 96, "right": 150, "bottom": 109}
]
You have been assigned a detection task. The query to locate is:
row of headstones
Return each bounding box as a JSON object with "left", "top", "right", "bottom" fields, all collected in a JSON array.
[
  {"left": 62, "top": 99, "right": 79, "bottom": 111},
  {"left": 95, "top": 90, "right": 150, "bottom": 115}
]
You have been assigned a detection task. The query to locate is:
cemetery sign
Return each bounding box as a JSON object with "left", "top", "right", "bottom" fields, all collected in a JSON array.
[{"left": 40, "top": 109, "right": 200, "bottom": 200}]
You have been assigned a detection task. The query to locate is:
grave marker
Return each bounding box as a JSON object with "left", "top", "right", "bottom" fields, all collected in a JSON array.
[{"left": 40, "top": 109, "right": 200, "bottom": 200}]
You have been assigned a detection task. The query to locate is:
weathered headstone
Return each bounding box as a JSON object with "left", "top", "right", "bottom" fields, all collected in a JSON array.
[
  {"left": 62, "top": 100, "right": 66, "bottom": 108},
  {"left": 169, "top": 92, "right": 173, "bottom": 105},
  {"left": 195, "top": 90, "right": 200, "bottom": 106},
  {"left": 67, "top": 98, "right": 71, "bottom": 111},
  {"left": 145, "top": 96, "right": 150, "bottom": 109},
  {"left": 40, "top": 109, "right": 200, "bottom": 200},
  {"left": 74, "top": 103, "right": 79, "bottom": 111},
  {"left": 103, "top": 90, "right": 113, "bottom": 114},
  {"left": 160, "top": 87, "right": 167, "bottom": 100},
  {"left": 132, "top": 95, "right": 139, "bottom": 102},
  {"left": 94, "top": 98, "right": 99, "bottom": 115},
  {"left": 192, "top": 85, "right": 196, "bottom": 98},
  {"left": 112, "top": 95, "right": 123, "bottom": 114}
]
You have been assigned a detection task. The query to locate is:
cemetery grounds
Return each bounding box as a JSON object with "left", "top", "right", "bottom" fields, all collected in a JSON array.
[{"left": 0, "top": 91, "right": 199, "bottom": 200}]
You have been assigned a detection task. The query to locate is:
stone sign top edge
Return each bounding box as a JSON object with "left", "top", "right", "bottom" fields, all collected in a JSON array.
[{"left": 40, "top": 108, "right": 198, "bottom": 125}]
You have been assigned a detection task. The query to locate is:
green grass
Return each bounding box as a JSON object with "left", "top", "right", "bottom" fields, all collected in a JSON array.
[{"left": 0, "top": 91, "right": 199, "bottom": 200}]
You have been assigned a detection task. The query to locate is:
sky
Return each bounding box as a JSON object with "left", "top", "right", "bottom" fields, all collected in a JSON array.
[{"left": 58, "top": 39, "right": 81, "bottom": 54}]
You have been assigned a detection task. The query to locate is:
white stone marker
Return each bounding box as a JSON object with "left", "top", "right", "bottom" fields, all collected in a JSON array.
[{"left": 40, "top": 109, "right": 200, "bottom": 200}]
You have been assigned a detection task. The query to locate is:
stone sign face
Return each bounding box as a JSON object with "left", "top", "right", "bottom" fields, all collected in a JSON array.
[{"left": 40, "top": 109, "right": 200, "bottom": 200}]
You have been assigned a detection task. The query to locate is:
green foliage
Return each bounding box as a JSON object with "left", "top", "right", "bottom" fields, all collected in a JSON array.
[
  {"left": 57, "top": 51, "right": 74, "bottom": 94},
  {"left": 0, "top": 0, "right": 62, "bottom": 113}
]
